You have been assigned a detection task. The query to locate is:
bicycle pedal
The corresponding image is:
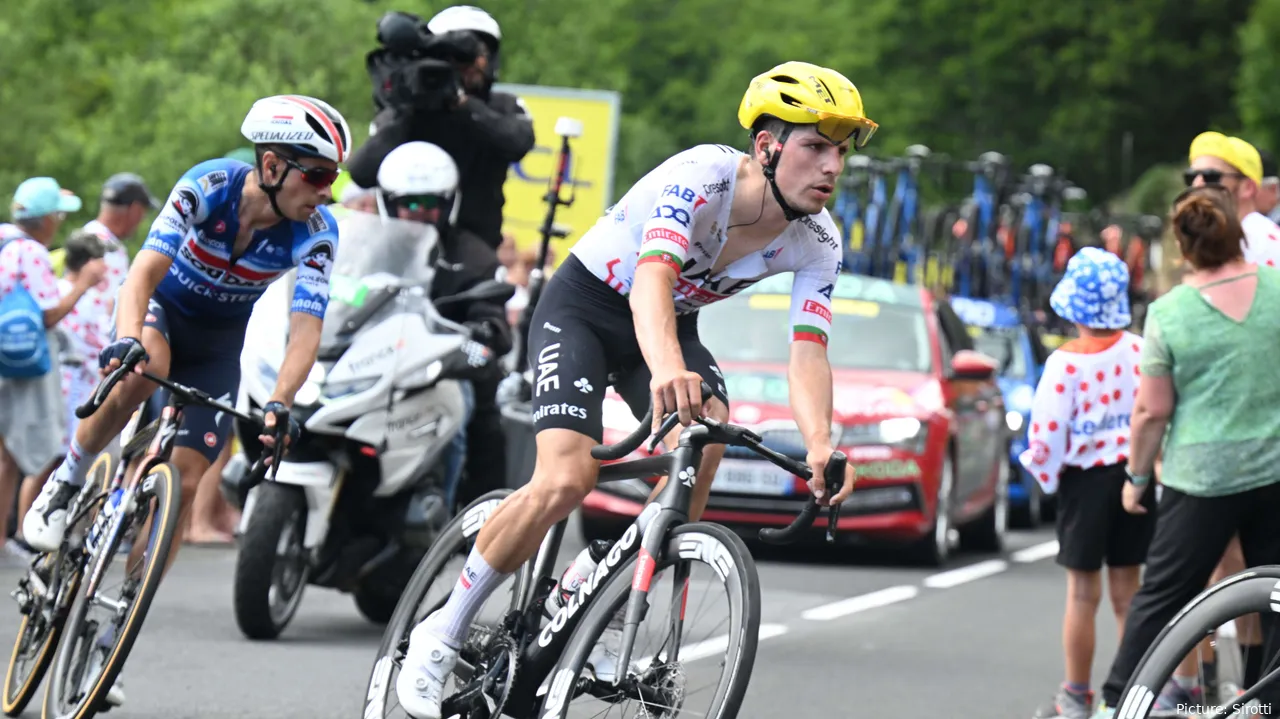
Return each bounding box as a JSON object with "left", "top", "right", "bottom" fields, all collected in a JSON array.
[{"left": 10, "top": 586, "right": 33, "bottom": 615}]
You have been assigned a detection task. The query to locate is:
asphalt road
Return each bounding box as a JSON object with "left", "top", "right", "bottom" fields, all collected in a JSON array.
[{"left": 0, "top": 520, "right": 1114, "bottom": 719}]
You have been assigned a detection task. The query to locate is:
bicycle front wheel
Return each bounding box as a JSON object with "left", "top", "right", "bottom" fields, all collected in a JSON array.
[
  {"left": 1117, "top": 566, "right": 1280, "bottom": 718},
  {"left": 539, "top": 522, "right": 761, "bottom": 719},
  {"left": 42, "top": 462, "right": 181, "bottom": 719},
  {"left": 3, "top": 453, "right": 116, "bottom": 717}
]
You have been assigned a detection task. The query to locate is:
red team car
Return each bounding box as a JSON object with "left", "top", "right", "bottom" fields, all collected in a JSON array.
[{"left": 580, "top": 272, "right": 1010, "bottom": 565}]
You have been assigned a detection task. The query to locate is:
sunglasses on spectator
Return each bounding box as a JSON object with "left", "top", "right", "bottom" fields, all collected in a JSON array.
[
  {"left": 1183, "top": 168, "right": 1245, "bottom": 186},
  {"left": 1172, "top": 182, "right": 1232, "bottom": 207},
  {"left": 281, "top": 157, "right": 340, "bottom": 188}
]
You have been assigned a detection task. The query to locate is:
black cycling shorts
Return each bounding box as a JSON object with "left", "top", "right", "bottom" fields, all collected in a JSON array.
[
  {"left": 525, "top": 255, "right": 730, "bottom": 443},
  {"left": 114, "top": 295, "right": 247, "bottom": 463}
]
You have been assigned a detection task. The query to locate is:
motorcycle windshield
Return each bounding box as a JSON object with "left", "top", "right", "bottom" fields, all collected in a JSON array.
[{"left": 321, "top": 212, "right": 440, "bottom": 349}]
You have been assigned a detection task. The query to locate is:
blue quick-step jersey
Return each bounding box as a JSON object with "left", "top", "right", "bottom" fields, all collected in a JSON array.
[{"left": 141, "top": 158, "right": 337, "bottom": 320}]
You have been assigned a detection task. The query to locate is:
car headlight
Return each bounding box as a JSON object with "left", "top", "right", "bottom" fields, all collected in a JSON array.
[
  {"left": 602, "top": 398, "right": 640, "bottom": 433},
  {"left": 1006, "top": 411, "right": 1024, "bottom": 433},
  {"left": 879, "top": 417, "right": 923, "bottom": 444},
  {"left": 1009, "top": 384, "right": 1034, "bottom": 414}
]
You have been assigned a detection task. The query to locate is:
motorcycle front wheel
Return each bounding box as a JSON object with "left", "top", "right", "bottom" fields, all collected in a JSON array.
[{"left": 232, "top": 483, "right": 310, "bottom": 640}]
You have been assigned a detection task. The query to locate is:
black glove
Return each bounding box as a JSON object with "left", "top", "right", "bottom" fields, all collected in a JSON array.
[
  {"left": 466, "top": 318, "right": 513, "bottom": 358},
  {"left": 98, "top": 337, "right": 147, "bottom": 371},
  {"left": 261, "top": 401, "right": 301, "bottom": 450}
]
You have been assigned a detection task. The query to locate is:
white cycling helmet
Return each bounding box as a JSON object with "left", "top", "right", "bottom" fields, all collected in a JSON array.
[
  {"left": 240, "top": 95, "right": 352, "bottom": 164},
  {"left": 376, "top": 141, "right": 462, "bottom": 226},
  {"left": 426, "top": 5, "right": 501, "bottom": 52}
]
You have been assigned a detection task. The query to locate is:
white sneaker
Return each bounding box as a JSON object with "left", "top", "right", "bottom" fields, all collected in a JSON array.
[
  {"left": 588, "top": 611, "right": 625, "bottom": 684},
  {"left": 23, "top": 481, "right": 80, "bottom": 553},
  {"left": 396, "top": 621, "right": 459, "bottom": 719}
]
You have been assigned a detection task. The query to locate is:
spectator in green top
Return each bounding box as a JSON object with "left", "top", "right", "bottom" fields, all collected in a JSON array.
[{"left": 1093, "top": 184, "right": 1280, "bottom": 717}]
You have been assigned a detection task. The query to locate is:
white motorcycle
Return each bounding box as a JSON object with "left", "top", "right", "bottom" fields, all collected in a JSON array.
[{"left": 222, "top": 211, "right": 513, "bottom": 640}]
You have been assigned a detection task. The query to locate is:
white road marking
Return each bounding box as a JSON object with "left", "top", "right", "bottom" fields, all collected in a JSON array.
[
  {"left": 1011, "top": 540, "right": 1059, "bottom": 563},
  {"left": 923, "top": 559, "right": 1008, "bottom": 589},
  {"left": 636, "top": 623, "right": 789, "bottom": 669},
  {"left": 799, "top": 585, "right": 919, "bottom": 622}
]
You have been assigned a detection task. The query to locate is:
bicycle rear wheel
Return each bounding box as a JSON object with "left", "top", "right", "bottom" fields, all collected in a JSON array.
[
  {"left": 538, "top": 522, "right": 761, "bottom": 719},
  {"left": 42, "top": 462, "right": 181, "bottom": 719},
  {"left": 1117, "top": 567, "right": 1280, "bottom": 718},
  {"left": 363, "top": 489, "right": 515, "bottom": 719}
]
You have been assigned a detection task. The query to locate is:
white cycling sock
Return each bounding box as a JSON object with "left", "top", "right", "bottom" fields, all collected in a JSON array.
[
  {"left": 423, "top": 549, "right": 508, "bottom": 649},
  {"left": 51, "top": 437, "right": 87, "bottom": 486}
]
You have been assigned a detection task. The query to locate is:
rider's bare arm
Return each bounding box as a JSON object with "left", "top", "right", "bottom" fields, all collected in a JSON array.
[
  {"left": 786, "top": 238, "right": 856, "bottom": 504},
  {"left": 116, "top": 250, "right": 174, "bottom": 346},
  {"left": 632, "top": 262, "right": 703, "bottom": 429},
  {"left": 788, "top": 339, "right": 834, "bottom": 451},
  {"left": 271, "top": 228, "right": 337, "bottom": 408},
  {"left": 270, "top": 312, "right": 323, "bottom": 408}
]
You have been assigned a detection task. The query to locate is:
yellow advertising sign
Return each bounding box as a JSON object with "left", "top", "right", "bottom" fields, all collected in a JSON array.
[{"left": 494, "top": 83, "right": 621, "bottom": 267}]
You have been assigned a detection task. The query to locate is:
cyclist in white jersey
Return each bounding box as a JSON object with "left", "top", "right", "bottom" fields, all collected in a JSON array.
[{"left": 395, "top": 60, "right": 873, "bottom": 718}]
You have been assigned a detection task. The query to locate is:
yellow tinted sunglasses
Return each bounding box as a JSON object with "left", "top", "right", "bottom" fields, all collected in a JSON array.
[{"left": 810, "top": 111, "right": 880, "bottom": 148}]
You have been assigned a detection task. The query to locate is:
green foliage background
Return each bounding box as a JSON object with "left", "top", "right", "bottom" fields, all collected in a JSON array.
[{"left": 1, "top": 0, "right": 1274, "bottom": 249}]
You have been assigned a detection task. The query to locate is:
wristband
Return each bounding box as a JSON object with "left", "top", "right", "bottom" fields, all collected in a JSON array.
[{"left": 1125, "top": 467, "right": 1150, "bottom": 487}]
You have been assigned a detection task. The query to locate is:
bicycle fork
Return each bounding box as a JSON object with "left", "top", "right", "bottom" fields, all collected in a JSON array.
[{"left": 613, "top": 505, "right": 688, "bottom": 688}]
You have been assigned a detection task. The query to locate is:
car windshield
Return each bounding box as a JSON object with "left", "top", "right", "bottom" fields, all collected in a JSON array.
[
  {"left": 968, "top": 325, "right": 1027, "bottom": 379},
  {"left": 698, "top": 292, "right": 933, "bottom": 373}
]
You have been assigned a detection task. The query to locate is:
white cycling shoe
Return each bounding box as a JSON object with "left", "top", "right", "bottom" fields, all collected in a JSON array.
[
  {"left": 106, "top": 677, "right": 126, "bottom": 707},
  {"left": 23, "top": 481, "right": 80, "bottom": 553},
  {"left": 587, "top": 613, "right": 625, "bottom": 684},
  {"left": 396, "top": 621, "right": 459, "bottom": 719}
]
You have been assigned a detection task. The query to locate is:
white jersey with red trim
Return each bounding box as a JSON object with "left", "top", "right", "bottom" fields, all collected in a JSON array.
[{"left": 571, "top": 144, "right": 843, "bottom": 346}]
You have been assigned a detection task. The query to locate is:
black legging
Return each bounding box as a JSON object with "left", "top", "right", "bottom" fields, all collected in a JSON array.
[
  {"left": 1101, "top": 481, "right": 1280, "bottom": 708},
  {"left": 458, "top": 374, "right": 507, "bottom": 507}
]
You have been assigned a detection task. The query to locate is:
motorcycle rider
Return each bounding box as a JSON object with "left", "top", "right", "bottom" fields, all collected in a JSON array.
[{"left": 376, "top": 141, "right": 512, "bottom": 507}]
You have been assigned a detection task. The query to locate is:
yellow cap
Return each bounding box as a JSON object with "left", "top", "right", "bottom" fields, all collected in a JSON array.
[{"left": 1189, "top": 131, "right": 1262, "bottom": 184}]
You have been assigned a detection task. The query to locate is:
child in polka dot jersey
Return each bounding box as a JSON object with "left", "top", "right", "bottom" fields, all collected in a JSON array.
[{"left": 1019, "top": 247, "right": 1157, "bottom": 719}]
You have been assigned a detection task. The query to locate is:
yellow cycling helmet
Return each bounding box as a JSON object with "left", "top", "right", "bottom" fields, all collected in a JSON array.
[{"left": 738, "top": 61, "right": 878, "bottom": 148}]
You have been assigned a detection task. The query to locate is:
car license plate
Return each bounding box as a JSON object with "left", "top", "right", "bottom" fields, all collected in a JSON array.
[{"left": 713, "top": 459, "right": 795, "bottom": 496}]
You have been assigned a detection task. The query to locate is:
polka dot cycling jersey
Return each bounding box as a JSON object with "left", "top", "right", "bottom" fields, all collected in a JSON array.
[
  {"left": 140, "top": 158, "right": 338, "bottom": 321},
  {"left": 1018, "top": 331, "right": 1143, "bottom": 494},
  {"left": 569, "top": 144, "right": 844, "bottom": 347}
]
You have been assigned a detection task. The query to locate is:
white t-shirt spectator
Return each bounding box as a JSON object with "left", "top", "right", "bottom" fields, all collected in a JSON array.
[
  {"left": 82, "top": 219, "right": 129, "bottom": 326},
  {"left": 1019, "top": 331, "right": 1143, "bottom": 494}
]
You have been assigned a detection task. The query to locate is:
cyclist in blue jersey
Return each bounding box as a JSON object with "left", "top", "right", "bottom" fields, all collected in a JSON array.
[{"left": 25, "top": 96, "right": 351, "bottom": 613}]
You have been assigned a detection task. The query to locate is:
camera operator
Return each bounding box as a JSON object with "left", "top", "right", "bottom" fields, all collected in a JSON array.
[
  {"left": 348, "top": 5, "right": 534, "bottom": 252},
  {"left": 349, "top": 6, "right": 533, "bottom": 503}
]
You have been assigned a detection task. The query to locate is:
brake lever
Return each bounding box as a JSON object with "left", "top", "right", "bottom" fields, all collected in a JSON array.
[
  {"left": 647, "top": 411, "right": 683, "bottom": 453},
  {"left": 822, "top": 451, "right": 848, "bottom": 544}
]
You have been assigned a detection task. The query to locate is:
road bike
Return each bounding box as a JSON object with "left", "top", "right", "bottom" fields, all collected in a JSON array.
[
  {"left": 1114, "top": 566, "right": 1280, "bottom": 719},
  {"left": 2, "top": 344, "right": 285, "bottom": 719},
  {"left": 363, "top": 383, "right": 847, "bottom": 719}
]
